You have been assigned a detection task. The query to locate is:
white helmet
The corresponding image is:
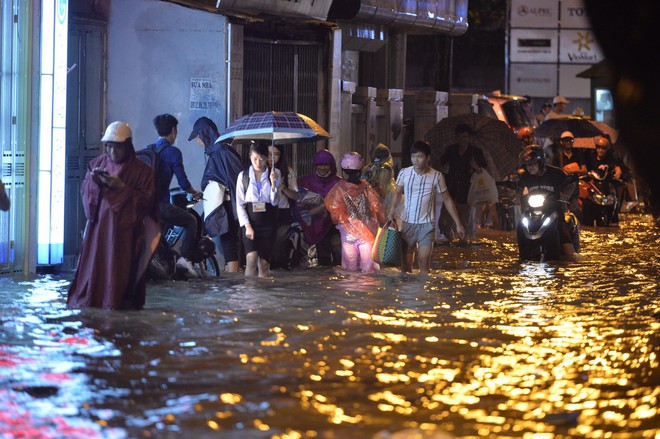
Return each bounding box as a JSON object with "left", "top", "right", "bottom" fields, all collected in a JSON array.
[{"left": 101, "top": 121, "right": 132, "bottom": 142}]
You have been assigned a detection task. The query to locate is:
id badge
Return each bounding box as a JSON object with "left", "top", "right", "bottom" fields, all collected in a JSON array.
[{"left": 252, "top": 202, "right": 266, "bottom": 213}]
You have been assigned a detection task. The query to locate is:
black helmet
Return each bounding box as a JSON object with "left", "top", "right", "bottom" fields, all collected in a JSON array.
[{"left": 520, "top": 144, "right": 546, "bottom": 169}]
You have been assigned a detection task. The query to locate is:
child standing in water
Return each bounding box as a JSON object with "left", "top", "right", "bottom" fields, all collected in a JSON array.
[{"left": 325, "top": 152, "right": 385, "bottom": 273}]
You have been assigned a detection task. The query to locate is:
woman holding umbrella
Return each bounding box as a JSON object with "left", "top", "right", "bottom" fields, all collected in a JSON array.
[{"left": 236, "top": 142, "right": 286, "bottom": 277}]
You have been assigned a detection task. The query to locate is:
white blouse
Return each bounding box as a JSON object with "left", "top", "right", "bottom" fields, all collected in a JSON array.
[{"left": 236, "top": 166, "right": 286, "bottom": 227}]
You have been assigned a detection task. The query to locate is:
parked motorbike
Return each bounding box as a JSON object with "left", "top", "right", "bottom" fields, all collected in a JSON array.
[
  {"left": 579, "top": 170, "right": 619, "bottom": 227},
  {"left": 517, "top": 188, "right": 580, "bottom": 261},
  {"left": 148, "top": 190, "right": 220, "bottom": 280}
]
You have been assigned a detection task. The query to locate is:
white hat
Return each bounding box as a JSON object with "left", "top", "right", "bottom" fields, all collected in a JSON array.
[
  {"left": 560, "top": 131, "right": 574, "bottom": 139},
  {"left": 553, "top": 96, "right": 570, "bottom": 105},
  {"left": 101, "top": 121, "right": 132, "bottom": 142}
]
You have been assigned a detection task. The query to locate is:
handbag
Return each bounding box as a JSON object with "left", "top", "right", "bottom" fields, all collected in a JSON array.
[
  {"left": 467, "top": 170, "right": 499, "bottom": 205},
  {"left": 371, "top": 219, "right": 402, "bottom": 267}
]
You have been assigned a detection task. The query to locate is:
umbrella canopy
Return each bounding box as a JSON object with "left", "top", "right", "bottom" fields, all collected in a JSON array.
[
  {"left": 535, "top": 116, "right": 604, "bottom": 139},
  {"left": 573, "top": 120, "right": 619, "bottom": 148},
  {"left": 217, "top": 111, "right": 330, "bottom": 145},
  {"left": 424, "top": 113, "right": 522, "bottom": 180}
]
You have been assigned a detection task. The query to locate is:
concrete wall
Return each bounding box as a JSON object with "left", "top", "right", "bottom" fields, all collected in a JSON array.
[{"left": 107, "top": 0, "right": 228, "bottom": 191}]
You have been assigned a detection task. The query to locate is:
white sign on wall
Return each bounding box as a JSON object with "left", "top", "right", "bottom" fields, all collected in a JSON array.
[
  {"left": 560, "top": 0, "right": 591, "bottom": 28},
  {"left": 559, "top": 29, "right": 603, "bottom": 63},
  {"left": 510, "top": 29, "right": 558, "bottom": 63},
  {"left": 510, "top": 0, "right": 558, "bottom": 28},
  {"left": 509, "top": 63, "right": 557, "bottom": 97},
  {"left": 190, "top": 77, "right": 220, "bottom": 110},
  {"left": 559, "top": 64, "right": 591, "bottom": 98}
]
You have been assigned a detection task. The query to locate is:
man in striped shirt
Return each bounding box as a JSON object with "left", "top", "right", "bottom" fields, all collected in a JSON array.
[{"left": 390, "top": 141, "right": 465, "bottom": 274}]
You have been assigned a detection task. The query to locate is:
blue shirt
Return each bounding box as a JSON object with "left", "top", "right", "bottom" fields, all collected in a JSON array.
[{"left": 153, "top": 138, "right": 193, "bottom": 204}]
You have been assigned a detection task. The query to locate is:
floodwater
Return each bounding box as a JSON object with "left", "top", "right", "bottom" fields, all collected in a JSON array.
[{"left": 1, "top": 214, "right": 658, "bottom": 439}]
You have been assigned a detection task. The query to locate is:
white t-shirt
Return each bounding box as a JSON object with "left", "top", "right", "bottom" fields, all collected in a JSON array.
[{"left": 395, "top": 167, "right": 447, "bottom": 224}]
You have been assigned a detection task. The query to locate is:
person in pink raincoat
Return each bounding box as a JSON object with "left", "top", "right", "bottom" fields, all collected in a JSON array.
[
  {"left": 325, "top": 152, "right": 385, "bottom": 273},
  {"left": 67, "top": 121, "right": 159, "bottom": 310}
]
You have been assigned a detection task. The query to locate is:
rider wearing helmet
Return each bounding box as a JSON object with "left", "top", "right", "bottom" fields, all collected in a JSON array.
[
  {"left": 324, "top": 152, "right": 385, "bottom": 273},
  {"left": 552, "top": 131, "right": 586, "bottom": 175},
  {"left": 587, "top": 135, "right": 622, "bottom": 180},
  {"left": 517, "top": 145, "right": 578, "bottom": 257},
  {"left": 587, "top": 135, "right": 624, "bottom": 224}
]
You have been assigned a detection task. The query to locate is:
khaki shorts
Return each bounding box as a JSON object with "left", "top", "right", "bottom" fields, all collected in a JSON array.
[{"left": 402, "top": 221, "right": 435, "bottom": 248}]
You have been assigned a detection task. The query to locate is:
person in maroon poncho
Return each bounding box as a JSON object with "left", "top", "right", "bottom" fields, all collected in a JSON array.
[{"left": 68, "top": 121, "right": 159, "bottom": 310}]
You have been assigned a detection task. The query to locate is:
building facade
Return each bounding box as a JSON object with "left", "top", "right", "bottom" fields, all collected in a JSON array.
[{"left": 1, "top": 0, "right": 473, "bottom": 274}]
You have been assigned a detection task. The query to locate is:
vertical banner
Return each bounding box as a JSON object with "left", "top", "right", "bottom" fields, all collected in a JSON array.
[{"left": 38, "top": 0, "right": 68, "bottom": 265}]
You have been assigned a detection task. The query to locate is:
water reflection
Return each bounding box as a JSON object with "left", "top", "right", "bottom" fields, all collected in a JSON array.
[{"left": 0, "top": 214, "right": 658, "bottom": 438}]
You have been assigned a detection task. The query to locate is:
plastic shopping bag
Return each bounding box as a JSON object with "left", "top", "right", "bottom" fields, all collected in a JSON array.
[{"left": 467, "top": 170, "right": 499, "bottom": 205}]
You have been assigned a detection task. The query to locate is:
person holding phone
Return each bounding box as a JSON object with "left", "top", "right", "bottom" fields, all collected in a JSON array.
[{"left": 68, "top": 121, "right": 159, "bottom": 310}]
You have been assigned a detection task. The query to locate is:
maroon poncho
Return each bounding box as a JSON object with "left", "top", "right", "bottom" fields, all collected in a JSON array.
[
  {"left": 67, "top": 152, "right": 159, "bottom": 310},
  {"left": 296, "top": 150, "right": 341, "bottom": 245}
]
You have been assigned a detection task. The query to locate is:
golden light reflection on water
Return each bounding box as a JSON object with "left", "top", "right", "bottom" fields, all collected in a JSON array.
[{"left": 283, "top": 222, "right": 659, "bottom": 438}]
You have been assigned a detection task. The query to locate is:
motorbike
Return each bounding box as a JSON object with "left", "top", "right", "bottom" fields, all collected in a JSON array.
[
  {"left": 148, "top": 189, "right": 220, "bottom": 280},
  {"left": 579, "top": 170, "right": 619, "bottom": 227},
  {"left": 517, "top": 188, "right": 580, "bottom": 261}
]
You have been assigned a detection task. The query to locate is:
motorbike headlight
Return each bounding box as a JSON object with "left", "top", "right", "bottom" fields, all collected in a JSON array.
[
  {"left": 542, "top": 216, "right": 552, "bottom": 227},
  {"left": 528, "top": 194, "right": 546, "bottom": 208},
  {"left": 521, "top": 217, "right": 529, "bottom": 228}
]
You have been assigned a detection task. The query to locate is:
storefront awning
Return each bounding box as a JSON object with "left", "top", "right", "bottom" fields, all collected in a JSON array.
[{"left": 161, "top": 0, "right": 334, "bottom": 22}]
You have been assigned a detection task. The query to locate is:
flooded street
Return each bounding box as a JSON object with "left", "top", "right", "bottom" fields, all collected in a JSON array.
[{"left": 1, "top": 214, "right": 658, "bottom": 439}]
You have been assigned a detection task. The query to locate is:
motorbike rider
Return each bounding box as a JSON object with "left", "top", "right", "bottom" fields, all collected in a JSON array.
[
  {"left": 516, "top": 145, "right": 578, "bottom": 258},
  {"left": 552, "top": 131, "right": 587, "bottom": 219},
  {"left": 149, "top": 114, "right": 202, "bottom": 277},
  {"left": 586, "top": 135, "right": 623, "bottom": 224},
  {"left": 587, "top": 136, "right": 622, "bottom": 180}
]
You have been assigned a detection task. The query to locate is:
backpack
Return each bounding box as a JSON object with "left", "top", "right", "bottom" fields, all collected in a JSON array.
[{"left": 136, "top": 143, "right": 168, "bottom": 199}]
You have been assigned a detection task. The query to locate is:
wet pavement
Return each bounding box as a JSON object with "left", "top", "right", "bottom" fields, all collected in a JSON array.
[{"left": 1, "top": 213, "right": 658, "bottom": 438}]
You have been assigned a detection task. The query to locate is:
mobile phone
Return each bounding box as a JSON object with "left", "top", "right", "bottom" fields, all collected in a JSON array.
[{"left": 93, "top": 168, "right": 109, "bottom": 177}]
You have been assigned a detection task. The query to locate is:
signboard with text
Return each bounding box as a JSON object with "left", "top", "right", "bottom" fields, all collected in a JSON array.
[
  {"left": 510, "top": 29, "right": 557, "bottom": 63},
  {"left": 190, "top": 78, "right": 220, "bottom": 110},
  {"left": 510, "top": 63, "right": 557, "bottom": 97},
  {"left": 510, "top": 0, "right": 558, "bottom": 28},
  {"left": 559, "top": 29, "right": 603, "bottom": 64},
  {"left": 560, "top": 0, "right": 591, "bottom": 28}
]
